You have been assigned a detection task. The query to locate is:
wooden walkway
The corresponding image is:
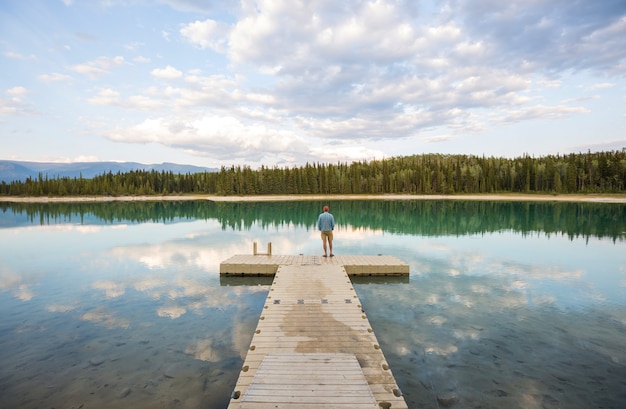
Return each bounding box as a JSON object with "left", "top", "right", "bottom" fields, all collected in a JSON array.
[
  {"left": 220, "top": 254, "right": 410, "bottom": 276},
  {"left": 225, "top": 255, "right": 409, "bottom": 409}
]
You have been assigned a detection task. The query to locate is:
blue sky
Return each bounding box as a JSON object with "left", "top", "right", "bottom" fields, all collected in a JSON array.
[{"left": 1, "top": 0, "right": 625, "bottom": 168}]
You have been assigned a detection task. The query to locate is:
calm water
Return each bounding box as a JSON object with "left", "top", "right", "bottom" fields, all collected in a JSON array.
[{"left": 0, "top": 200, "right": 625, "bottom": 409}]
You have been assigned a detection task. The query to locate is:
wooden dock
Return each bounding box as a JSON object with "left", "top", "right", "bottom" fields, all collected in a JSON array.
[
  {"left": 220, "top": 254, "right": 410, "bottom": 276},
  {"left": 223, "top": 254, "right": 409, "bottom": 408}
]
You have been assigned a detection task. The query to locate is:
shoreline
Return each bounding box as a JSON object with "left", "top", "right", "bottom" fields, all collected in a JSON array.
[{"left": 1, "top": 193, "right": 626, "bottom": 203}]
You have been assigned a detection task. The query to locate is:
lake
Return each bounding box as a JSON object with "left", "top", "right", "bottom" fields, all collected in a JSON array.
[{"left": 0, "top": 200, "right": 624, "bottom": 408}]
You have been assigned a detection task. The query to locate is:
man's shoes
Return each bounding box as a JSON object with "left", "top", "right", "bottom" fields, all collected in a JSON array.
[
  {"left": 330, "top": 254, "right": 334, "bottom": 257},
  {"left": 323, "top": 254, "right": 328, "bottom": 257}
]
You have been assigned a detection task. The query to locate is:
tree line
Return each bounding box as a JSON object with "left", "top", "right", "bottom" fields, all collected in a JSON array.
[{"left": 1, "top": 150, "right": 625, "bottom": 197}]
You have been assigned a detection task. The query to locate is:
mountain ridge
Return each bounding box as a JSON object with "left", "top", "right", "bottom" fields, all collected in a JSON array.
[{"left": 0, "top": 160, "right": 217, "bottom": 183}]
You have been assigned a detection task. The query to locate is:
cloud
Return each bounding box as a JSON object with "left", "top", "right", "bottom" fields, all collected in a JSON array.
[
  {"left": 449, "top": 0, "right": 626, "bottom": 73},
  {"left": 4, "top": 51, "right": 36, "bottom": 60},
  {"left": 38, "top": 73, "right": 73, "bottom": 82},
  {"left": 228, "top": 0, "right": 432, "bottom": 71},
  {"left": 87, "top": 88, "right": 164, "bottom": 111},
  {"left": 188, "top": 1, "right": 539, "bottom": 145},
  {"left": 180, "top": 19, "right": 230, "bottom": 52},
  {"left": 83, "top": 71, "right": 254, "bottom": 113},
  {"left": 6, "top": 86, "right": 28, "bottom": 96},
  {"left": 151, "top": 65, "right": 183, "bottom": 79},
  {"left": 501, "top": 104, "right": 589, "bottom": 123},
  {"left": 87, "top": 88, "right": 121, "bottom": 106},
  {"left": 536, "top": 79, "right": 562, "bottom": 89},
  {"left": 7, "top": 0, "right": 624, "bottom": 165},
  {"left": 589, "top": 82, "right": 615, "bottom": 90},
  {"left": 91, "top": 0, "right": 606, "bottom": 162},
  {"left": 1, "top": 87, "right": 32, "bottom": 117},
  {"left": 105, "top": 115, "right": 307, "bottom": 162},
  {"left": 71, "top": 56, "right": 126, "bottom": 77}
]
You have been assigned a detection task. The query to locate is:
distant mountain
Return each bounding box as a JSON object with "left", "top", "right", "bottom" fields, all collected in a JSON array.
[{"left": 0, "top": 160, "right": 218, "bottom": 183}]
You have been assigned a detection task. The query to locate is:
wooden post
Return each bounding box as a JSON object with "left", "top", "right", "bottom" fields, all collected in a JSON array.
[{"left": 253, "top": 241, "right": 272, "bottom": 255}]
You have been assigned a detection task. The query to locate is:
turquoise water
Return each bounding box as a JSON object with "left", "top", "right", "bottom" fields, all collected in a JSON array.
[{"left": 0, "top": 200, "right": 624, "bottom": 408}]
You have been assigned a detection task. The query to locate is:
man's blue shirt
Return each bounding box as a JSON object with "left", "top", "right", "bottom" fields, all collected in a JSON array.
[{"left": 317, "top": 212, "right": 335, "bottom": 231}]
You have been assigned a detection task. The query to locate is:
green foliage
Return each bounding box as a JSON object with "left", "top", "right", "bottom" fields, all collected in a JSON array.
[{"left": 1, "top": 150, "right": 626, "bottom": 196}]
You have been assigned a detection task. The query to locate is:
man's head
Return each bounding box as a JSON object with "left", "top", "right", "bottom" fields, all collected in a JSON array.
[{"left": 323, "top": 205, "right": 329, "bottom": 212}]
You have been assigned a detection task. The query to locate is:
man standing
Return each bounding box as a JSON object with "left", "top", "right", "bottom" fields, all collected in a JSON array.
[{"left": 317, "top": 205, "right": 335, "bottom": 257}]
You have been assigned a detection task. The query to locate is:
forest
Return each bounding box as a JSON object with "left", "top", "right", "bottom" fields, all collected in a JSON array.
[{"left": 1, "top": 150, "right": 625, "bottom": 196}]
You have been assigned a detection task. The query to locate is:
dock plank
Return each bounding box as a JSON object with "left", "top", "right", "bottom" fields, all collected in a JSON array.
[
  {"left": 227, "top": 262, "right": 408, "bottom": 409},
  {"left": 240, "top": 353, "right": 377, "bottom": 407}
]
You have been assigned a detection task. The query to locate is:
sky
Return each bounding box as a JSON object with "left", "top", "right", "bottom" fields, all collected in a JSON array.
[{"left": 1, "top": 0, "right": 625, "bottom": 169}]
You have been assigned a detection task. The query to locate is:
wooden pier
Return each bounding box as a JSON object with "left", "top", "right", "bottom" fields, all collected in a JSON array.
[
  {"left": 220, "top": 254, "right": 410, "bottom": 276},
  {"left": 223, "top": 254, "right": 409, "bottom": 408}
]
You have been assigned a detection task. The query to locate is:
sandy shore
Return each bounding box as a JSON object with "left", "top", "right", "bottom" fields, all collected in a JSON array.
[{"left": 1, "top": 193, "right": 626, "bottom": 203}]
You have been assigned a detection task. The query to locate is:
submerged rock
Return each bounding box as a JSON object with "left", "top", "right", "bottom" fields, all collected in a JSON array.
[
  {"left": 88, "top": 358, "right": 105, "bottom": 366},
  {"left": 437, "top": 392, "right": 459, "bottom": 406},
  {"left": 118, "top": 387, "right": 131, "bottom": 398}
]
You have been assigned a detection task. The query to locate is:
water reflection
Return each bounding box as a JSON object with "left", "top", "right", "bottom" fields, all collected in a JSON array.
[
  {"left": 0, "top": 200, "right": 624, "bottom": 409},
  {"left": 2, "top": 200, "right": 625, "bottom": 241},
  {"left": 356, "top": 230, "right": 625, "bottom": 408}
]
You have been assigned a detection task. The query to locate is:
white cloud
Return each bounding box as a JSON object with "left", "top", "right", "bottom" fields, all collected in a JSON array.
[
  {"left": 4, "top": 51, "right": 36, "bottom": 60},
  {"left": 536, "top": 79, "right": 562, "bottom": 88},
  {"left": 87, "top": 88, "right": 121, "bottom": 106},
  {"left": 151, "top": 65, "right": 183, "bottom": 79},
  {"left": 501, "top": 104, "right": 589, "bottom": 123},
  {"left": 590, "top": 82, "right": 615, "bottom": 90},
  {"left": 38, "top": 73, "right": 73, "bottom": 82},
  {"left": 3, "top": 0, "right": 626, "bottom": 165},
  {"left": 229, "top": 0, "right": 428, "bottom": 71},
  {"left": 105, "top": 115, "right": 307, "bottom": 161},
  {"left": 6, "top": 86, "right": 28, "bottom": 96},
  {"left": 180, "top": 19, "right": 230, "bottom": 52},
  {"left": 71, "top": 56, "right": 126, "bottom": 77},
  {"left": 1, "top": 87, "right": 31, "bottom": 117}
]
